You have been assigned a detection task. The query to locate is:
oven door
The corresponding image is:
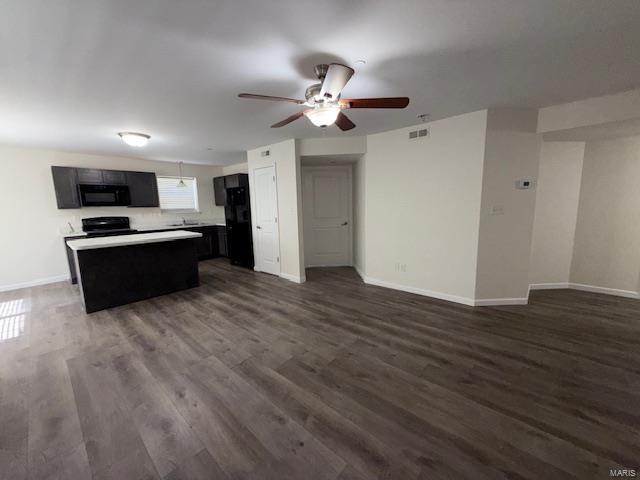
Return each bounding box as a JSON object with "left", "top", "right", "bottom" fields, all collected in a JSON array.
[{"left": 79, "top": 184, "right": 131, "bottom": 206}]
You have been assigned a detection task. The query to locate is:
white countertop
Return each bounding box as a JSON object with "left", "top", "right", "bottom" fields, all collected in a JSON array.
[
  {"left": 62, "top": 221, "right": 226, "bottom": 238},
  {"left": 66, "top": 230, "right": 202, "bottom": 251},
  {"left": 137, "top": 222, "right": 226, "bottom": 232}
]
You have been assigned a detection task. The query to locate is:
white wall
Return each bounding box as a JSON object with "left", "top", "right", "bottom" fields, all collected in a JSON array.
[
  {"left": 353, "top": 157, "right": 366, "bottom": 275},
  {"left": 297, "top": 137, "right": 366, "bottom": 157},
  {"left": 529, "top": 141, "right": 585, "bottom": 286},
  {"left": 474, "top": 110, "right": 541, "bottom": 302},
  {"left": 359, "top": 110, "right": 488, "bottom": 304},
  {"left": 570, "top": 135, "right": 640, "bottom": 295},
  {"left": 247, "top": 139, "right": 305, "bottom": 282},
  {"left": 538, "top": 88, "right": 640, "bottom": 133},
  {"left": 0, "top": 144, "right": 224, "bottom": 291},
  {"left": 222, "top": 162, "right": 248, "bottom": 175}
]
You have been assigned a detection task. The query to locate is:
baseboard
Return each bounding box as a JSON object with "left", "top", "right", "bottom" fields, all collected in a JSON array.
[
  {"left": 359, "top": 274, "right": 476, "bottom": 307},
  {"left": 280, "top": 272, "right": 306, "bottom": 284},
  {"left": 473, "top": 298, "right": 529, "bottom": 306},
  {"left": 528, "top": 281, "right": 639, "bottom": 299},
  {"left": 0, "top": 274, "right": 70, "bottom": 293},
  {"left": 306, "top": 264, "right": 352, "bottom": 268},
  {"left": 529, "top": 282, "right": 570, "bottom": 290},
  {"left": 568, "top": 283, "right": 639, "bottom": 299},
  {"left": 353, "top": 264, "right": 365, "bottom": 281}
]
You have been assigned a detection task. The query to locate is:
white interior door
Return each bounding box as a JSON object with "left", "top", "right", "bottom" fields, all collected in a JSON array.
[
  {"left": 252, "top": 165, "right": 280, "bottom": 275},
  {"left": 303, "top": 166, "right": 352, "bottom": 267}
]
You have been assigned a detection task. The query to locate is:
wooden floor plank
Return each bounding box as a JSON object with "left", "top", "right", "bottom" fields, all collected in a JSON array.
[{"left": 0, "top": 258, "right": 638, "bottom": 479}]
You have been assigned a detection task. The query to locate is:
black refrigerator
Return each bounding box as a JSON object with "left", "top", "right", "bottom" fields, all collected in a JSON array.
[{"left": 225, "top": 185, "right": 254, "bottom": 269}]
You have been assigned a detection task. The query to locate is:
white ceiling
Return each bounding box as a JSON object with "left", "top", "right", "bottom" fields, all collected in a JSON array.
[{"left": 1, "top": 0, "right": 640, "bottom": 165}]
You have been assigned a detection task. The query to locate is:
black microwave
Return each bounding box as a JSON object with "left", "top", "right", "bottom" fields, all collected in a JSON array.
[{"left": 79, "top": 184, "right": 131, "bottom": 207}]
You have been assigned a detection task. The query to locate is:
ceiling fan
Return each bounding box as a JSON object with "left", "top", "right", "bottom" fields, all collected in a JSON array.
[{"left": 238, "top": 63, "right": 410, "bottom": 131}]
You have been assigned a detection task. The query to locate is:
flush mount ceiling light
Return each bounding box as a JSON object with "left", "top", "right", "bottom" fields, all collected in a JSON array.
[
  {"left": 304, "top": 104, "right": 341, "bottom": 127},
  {"left": 118, "top": 132, "right": 150, "bottom": 147}
]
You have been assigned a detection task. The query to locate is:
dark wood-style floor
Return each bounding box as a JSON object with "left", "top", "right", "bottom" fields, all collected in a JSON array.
[{"left": 1, "top": 259, "right": 639, "bottom": 479}]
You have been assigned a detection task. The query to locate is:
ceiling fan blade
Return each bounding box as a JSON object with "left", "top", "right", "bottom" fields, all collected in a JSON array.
[
  {"left": 335, "top": 112, "right": 356, "bottom": 131},
  {"left": 238, "top": 93, "right": 305, "bottom": 104},
  {"left": 319, "top": 63, "right": 354, "bottom": 100},
  {"left": 271, "top": 111, "right": 307, "bottom": 128},
  {"left": 340, "top": 97, "right": 410, "bottom": 109}
]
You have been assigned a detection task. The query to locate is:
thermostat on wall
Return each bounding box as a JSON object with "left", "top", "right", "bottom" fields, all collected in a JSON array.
[{"left": 515, "top": 179, "right": 535, "bottom": 190}]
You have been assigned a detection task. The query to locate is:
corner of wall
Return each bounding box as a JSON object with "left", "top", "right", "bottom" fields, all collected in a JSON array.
[{"left": 474, "top": 108, "right": 541, "bottom": 302}]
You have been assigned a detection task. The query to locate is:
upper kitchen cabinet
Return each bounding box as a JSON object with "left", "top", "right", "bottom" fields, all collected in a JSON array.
[
  {"left": 126, "top": 171, "right": 159, "bottom": 207},
  {"left": 102, "top": 170, "right": 127, "bottom": 184},
  {"left": 225, "top": 173, "right": 248, "bottom": 189},
  {"left": 213, "top": 176, "right": 226, "bottom": 206},
  {"left": 51, "top": 166, "right": 81, "bottom": 209},
  {"left": 51, "top": 166, "right": 159, "bottom": 209},
  {"left": 76, "top": 168, "right": 104, "bottom": 184},
  {"left": 213, "top": 173, "right": 248, "bottom": 206}
]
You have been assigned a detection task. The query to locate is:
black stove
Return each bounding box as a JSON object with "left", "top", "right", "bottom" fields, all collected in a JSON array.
[{"left": 82, "top": 217, "right": 137, "bottom": 237}]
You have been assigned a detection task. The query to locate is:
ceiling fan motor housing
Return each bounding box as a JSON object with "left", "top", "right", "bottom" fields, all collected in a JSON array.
[
  {"left": 305, "top": 83, "right": 323, "bottom": 102},
  {"left": 314, "top": 64, "right": 329, "bottom": 80}
]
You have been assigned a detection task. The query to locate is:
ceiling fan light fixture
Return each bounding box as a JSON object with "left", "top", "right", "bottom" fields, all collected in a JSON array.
[
  {"left": 304, "top": 105, "right": 341, "bottom": 127},
  {"left": 118, "top": 132, "right": 150, "bottom": 147}
]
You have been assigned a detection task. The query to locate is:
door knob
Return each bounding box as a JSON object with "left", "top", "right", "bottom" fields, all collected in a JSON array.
[
  {"left": 341, "top": 222, "right": 348, "bottom": 226},
  {"left": 256, "top": 225, "right": 262, "bottom": 229}
]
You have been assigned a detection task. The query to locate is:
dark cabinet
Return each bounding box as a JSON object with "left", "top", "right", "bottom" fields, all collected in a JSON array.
[
  {"left": 217, "top": 227, "right": 228, "bottom": 257},
  {"left": 187, "top": 226, "right": 218, "bottom": 260},
  {"left": 64, "top": 224, "right": 228, "bottom": 284},
  {"left": 77, "top": 168, "right": 128, "bottom": 186},
  {"left": 63, "top": 238, "right": 79, "bottom": 284},
  {"left": 225, "top": 173, "right": 248, "bottom": 189},
  {"left": 53, "top": 167, "right": 159, "bottom": 209},
  {"left": 103, "top": 170, "right": 127, "bottom": 185},
  {"left": 213, "top": 176, "right": 226, "bottom": 206},
  {"left": 126, "top": 171, "right": 159, "bottom": 207},
  {"left": 51, "top": 167, "right": 81, "bottom": 209},
  {"left": 194, "top": 232, "right": 213, "bottom": 259},
  {"left": 213, "top": 173, "right": 248, "bottom": 206},
  {"left": 76, "top": 168, "right": 104, "bottom": 184}
]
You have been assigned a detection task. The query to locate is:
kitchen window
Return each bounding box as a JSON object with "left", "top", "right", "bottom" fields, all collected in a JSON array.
[{"left": 156, "top": 176, "right": 199, "bottom": 212}]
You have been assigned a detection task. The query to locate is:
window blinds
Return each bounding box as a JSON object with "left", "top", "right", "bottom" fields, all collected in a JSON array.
[{"left": 156, "top": 176, "right": 199, "bottom": 211}]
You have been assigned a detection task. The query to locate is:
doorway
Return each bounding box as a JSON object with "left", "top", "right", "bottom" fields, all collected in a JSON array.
[{"left": 302, "top": 165, "right": 353, "bottom": 267}]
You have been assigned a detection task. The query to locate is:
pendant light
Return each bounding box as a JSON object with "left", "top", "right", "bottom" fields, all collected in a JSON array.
[{"left": 177, "top": 161, "right": 186, "bottom": 187}]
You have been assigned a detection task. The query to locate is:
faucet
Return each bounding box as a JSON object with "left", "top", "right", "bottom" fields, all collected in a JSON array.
[{"left": 182, "top": 217, "right": 186, "bottom": 225}]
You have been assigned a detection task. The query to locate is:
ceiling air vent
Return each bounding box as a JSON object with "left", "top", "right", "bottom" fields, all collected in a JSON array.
[{"left": 408, "top": 127, "right": 430, "bottom": 141}]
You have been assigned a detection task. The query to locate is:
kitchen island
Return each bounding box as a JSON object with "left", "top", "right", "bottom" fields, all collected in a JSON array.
[{"left": 66, "top": 230, "right": 202, "bottom": 313}]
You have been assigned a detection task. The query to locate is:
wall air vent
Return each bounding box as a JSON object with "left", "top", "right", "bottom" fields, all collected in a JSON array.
[
  {"left": 261, "top": 150, "right": 270, "bottom": 157},
  {"left": 408, "top": 127, "right": 430, "bottom": 141}
]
